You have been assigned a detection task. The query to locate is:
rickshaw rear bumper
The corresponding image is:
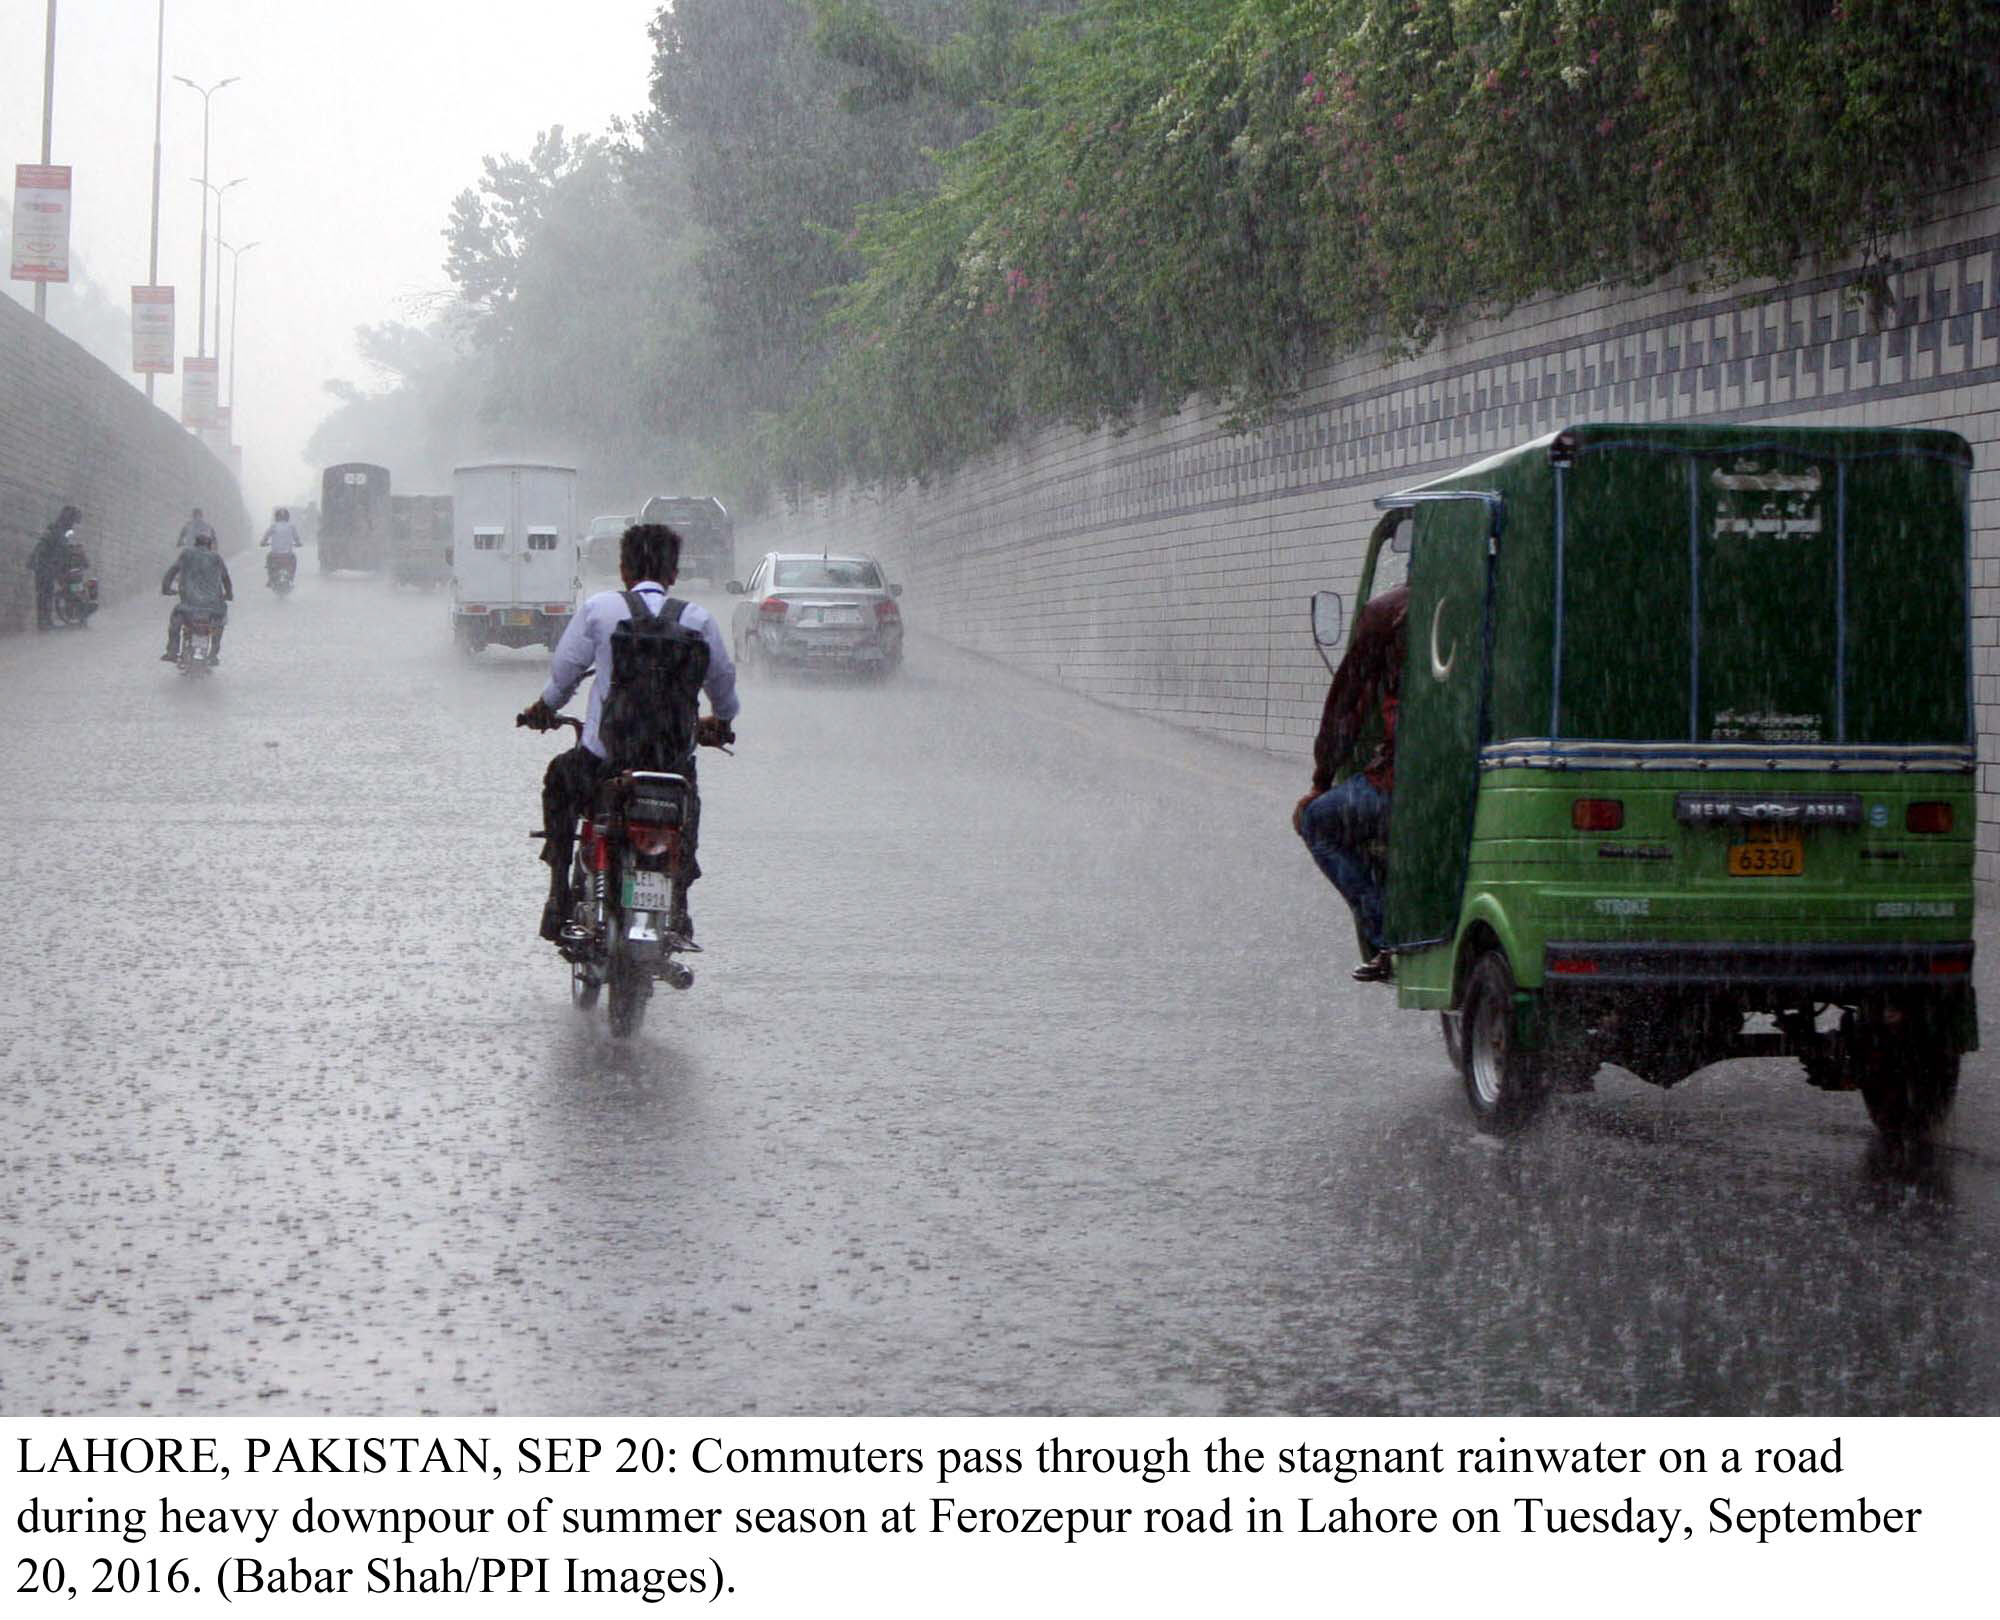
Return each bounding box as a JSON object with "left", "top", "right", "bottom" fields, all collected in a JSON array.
[
  {"left": 1540, "top": 939, "right": 1974, "bottom": 990},
  {"left": 1536, "top": 939, "right": 1978, "bottom": 1052}
]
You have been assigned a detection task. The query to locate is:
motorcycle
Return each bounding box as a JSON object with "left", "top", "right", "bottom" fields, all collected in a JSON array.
[
  {"left": 522, "top": 714, "right": 722, "bottom": 1038},
  {"left": 177, "top": 615, "right": 222, "bottom": 677},
  {"left": 51, "top": 553, "right": 98, "bottom": 628},
  {"left": 266, "top": 551, "right": 297, "bottom": 594}
]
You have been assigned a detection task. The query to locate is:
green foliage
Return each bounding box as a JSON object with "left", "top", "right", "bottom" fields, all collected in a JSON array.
[
  {"left": 317, "top": 0, "right": 1999, "bottom": 506},
  {"left": 773, "top": 0, "right": 2000, "bottom": 489}
]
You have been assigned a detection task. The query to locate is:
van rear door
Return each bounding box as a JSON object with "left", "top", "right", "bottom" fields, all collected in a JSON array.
[{"left": 519, "top": 525, "right": 573, "bottom": 616}]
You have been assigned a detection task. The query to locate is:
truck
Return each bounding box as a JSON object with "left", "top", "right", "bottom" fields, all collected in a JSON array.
[
  {"left": 638, "top": 494, "right": 733, "bottom": 585},
  {"left": 390, "top": 494, "right": 453, "bottom": 588},
  {"left": 318, "top": 463, "right": 391, "bottom": 572},
  {"left": 449, "top": 463, "right": 579, "bottom": 653}
]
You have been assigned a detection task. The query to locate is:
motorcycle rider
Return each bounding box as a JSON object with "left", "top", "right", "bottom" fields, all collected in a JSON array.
[
  {"left": 517, "top": 523, "right": 738, "bottom": 943},
  {"left": 161, "top": 530, "right": 234, "bottom": 663},
  {"left": 28, "top": 504, "right": 80, "bottom": 630},
  {"left": 260, "top": 505, "right": 301, "bottom": 585},
  {"left": 176, "top": 507, "right": 216, "bottom": 550}
]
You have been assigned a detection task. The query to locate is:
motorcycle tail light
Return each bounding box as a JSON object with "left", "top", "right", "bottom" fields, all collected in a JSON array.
[
  {"left": 1906, "top": 802, "right": 1953, "bottom": 834},
  {"left": 627, "top": 824, "right": 680, "bottom": 858}
]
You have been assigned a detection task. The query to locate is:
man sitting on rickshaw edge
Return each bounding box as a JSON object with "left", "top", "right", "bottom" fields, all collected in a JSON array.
[{"left": 1294, "top": 582, "right": 1409, "bottom": 983}]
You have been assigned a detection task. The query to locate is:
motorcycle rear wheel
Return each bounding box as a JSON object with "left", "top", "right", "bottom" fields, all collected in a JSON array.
[{"left": 606, "top": 958, "right": 650, "bottom": 1038}]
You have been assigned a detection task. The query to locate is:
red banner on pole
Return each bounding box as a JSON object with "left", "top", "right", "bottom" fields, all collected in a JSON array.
[
  {"left": 182, "top": 356, "right": 218, "bottom": 428},
  {"left": 11, "top": 164, "right": 72, "bottom": 282},
  {"left": 132, "top": 286, "right": 174, "bottom": 373}
]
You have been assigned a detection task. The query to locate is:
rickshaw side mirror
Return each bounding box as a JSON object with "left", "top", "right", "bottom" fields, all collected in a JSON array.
[
  {"left": 1388, "top": 517, "right": 1411, "bottom": 554},
  {"left": 1310, "top": 590, "right": 1345, "bottom": 650}
]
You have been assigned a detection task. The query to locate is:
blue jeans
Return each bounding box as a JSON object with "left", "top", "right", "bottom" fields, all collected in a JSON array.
[{"left": 1298, "top": 775, "right": 1389, "bottom": 951}]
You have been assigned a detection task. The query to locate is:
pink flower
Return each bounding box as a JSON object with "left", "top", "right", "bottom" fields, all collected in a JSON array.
[
  {"left": 1303, "top": 70, "right": 1317, "bottom": 86},
  {"left": 1597, "top": 116, "right": 1614, "bottom": 136},
  {"left": 1313, "top": 87, "right": 1327, "bottom": 105},
  {"left": 1484, "top": 69, "right": 1501, "bottom": 92}
]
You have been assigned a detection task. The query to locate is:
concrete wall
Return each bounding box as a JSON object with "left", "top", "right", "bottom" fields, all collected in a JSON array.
[
  {"left": 741, "top": 145, "right": 2000, "bottom": 883},
  {"left": 0, "top": 294, "right": 245, "bottom": 630}
]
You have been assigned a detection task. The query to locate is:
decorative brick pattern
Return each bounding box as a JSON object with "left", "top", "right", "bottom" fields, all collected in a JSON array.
[{"left": 0, "top": 295, "right": 245, "bottom": 631}]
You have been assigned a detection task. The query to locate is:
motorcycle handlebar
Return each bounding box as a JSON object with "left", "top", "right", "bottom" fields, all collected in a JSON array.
[
  {"left": 516, "top": 712, "right": 584, "bottom": 736},
  {"left": 515, "top": 712, "right": 733, "bottom": 752}
]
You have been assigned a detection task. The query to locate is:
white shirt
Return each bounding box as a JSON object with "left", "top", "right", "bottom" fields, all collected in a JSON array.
[
  {"left": 262, "top": 520, "right": 301, "bottom": 554},
  {"left": 541, "top": 580, "right": 739, "bottom": 760}
]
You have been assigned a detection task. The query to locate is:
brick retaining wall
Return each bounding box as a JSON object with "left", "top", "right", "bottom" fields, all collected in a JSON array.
[
  {"left": 0, "top": 295, "right": 245, "bottom": 631},
  {"left": 742, "top": 147, "right": 2000, "bottom": 885}
]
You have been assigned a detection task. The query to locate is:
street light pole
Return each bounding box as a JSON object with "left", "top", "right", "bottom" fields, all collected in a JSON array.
[
  {"left": 145, "top": 0, "right": 165, "bottom": 401},
  {"left": 221, "top": 238, "right": 259, "bottom": 417},
  {"left": 35, "top": 0, "right": 57, "bottom": 322},
  {"left": 208, "top": 177, "right": 244, "bottom": 378},
  {"left": 172, "top": 72, "right": 237, "bottom": 356}
]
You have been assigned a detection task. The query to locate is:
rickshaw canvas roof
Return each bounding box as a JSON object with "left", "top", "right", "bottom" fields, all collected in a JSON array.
[{"left": 1380, "top": 423, "right": 1971, "bottom": 508}]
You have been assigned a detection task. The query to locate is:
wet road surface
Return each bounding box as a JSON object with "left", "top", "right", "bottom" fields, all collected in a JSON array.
[{"left": 2, "top": 560, "right": 1996, "bottom": 1414}]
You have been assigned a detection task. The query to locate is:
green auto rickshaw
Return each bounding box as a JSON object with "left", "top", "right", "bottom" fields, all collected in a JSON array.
[{"left": 1312, "top": 424, "right": 1977, "bottom": 1139}]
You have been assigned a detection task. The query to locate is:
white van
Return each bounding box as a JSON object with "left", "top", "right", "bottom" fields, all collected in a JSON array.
[{"left": 450, "top": 463, "right": 579, "bottom": 652}]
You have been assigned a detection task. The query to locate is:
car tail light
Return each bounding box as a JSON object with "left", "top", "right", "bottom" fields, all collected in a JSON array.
[
  {"left": 627, "top": 824, "right": 680, "bottom": 858},
  {"left": 875, "top": 598, "right": 900, "bottom": 622},
  {"left": 1571, "top": 798, "right": 1624, "bottom": 832},
  {"left": 1906, "top": 802, "right": 1954, "bottom": 834},
  {"left": 759, "top": 596, "right": 790, "bottom": 619}
]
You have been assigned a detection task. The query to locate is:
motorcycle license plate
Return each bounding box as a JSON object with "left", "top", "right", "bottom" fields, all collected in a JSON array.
[
  {"left": 622, "top": 869, "right": 674, "bottom": 910},
  {"left": 1728, "top": 824, "right": 1804, "bottom": 877}
]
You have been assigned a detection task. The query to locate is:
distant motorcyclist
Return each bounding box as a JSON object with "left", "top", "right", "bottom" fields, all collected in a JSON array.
[
  {"left": 517, "top": 523, "right": 739, "bottom": 943},
  {"left": 176, "top": 507, "right": 216, "bottom": 551},
  {"left": 161, "top": 531, "right": 233, "bottom": 663},
  {"left": 28, "top": 505, "right": 80, "bottom": 630},
  {"left": 260, "top": 506, "right": 301, "bottom": 585}
]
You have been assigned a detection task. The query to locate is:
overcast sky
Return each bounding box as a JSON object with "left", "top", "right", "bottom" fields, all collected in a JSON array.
[{"left": 2, "top": 0, "right": 663, "bottom": 511}]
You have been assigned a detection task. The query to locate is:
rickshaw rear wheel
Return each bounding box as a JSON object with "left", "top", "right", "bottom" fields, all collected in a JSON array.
[
  {"left": 1439, "top": 1011, "right": 1463, "bottom": 1070},
  {"left": 1857, "top": 1046, "right": 1959, "bottom": 1143},
  {"left": 1460, "top": 950, "right": 1552, "bottom": 1135}
]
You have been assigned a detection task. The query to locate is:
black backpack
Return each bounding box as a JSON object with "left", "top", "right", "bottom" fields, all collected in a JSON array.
[{"left": 598, "top": 592, "right": 710, "bottom": 771}]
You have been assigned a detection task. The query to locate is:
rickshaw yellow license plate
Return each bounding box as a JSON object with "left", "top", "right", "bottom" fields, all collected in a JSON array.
[{"left": 1728, "top": 825, "right": 1804, "bottom": 877}]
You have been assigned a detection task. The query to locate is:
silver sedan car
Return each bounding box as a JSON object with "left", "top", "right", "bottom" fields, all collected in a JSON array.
[{"left": 725, "top": 552, "right": 905, "bottom": 675}]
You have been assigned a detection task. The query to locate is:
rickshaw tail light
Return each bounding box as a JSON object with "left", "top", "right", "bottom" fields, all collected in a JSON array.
[
  {"left": 1906, "top": 802, "right": 1953, "bottom": 834},
  {"left": 1548, "top": 956, "right": 1600, "bottom": 976},
  {"left": 1931, "top": 957, "right": 1971, "bottom": 976},
  {"left": 1571, "top": 798, "right": 1624, "bottom": 832}
]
